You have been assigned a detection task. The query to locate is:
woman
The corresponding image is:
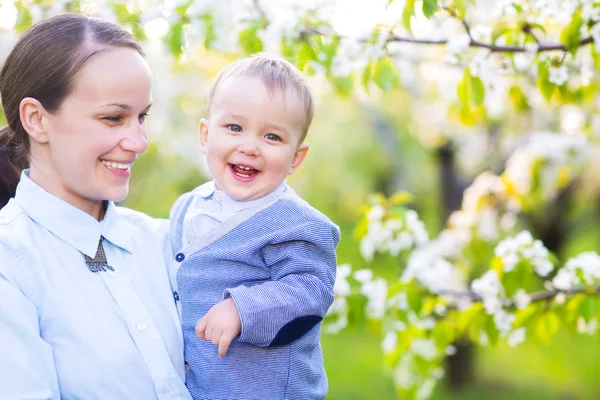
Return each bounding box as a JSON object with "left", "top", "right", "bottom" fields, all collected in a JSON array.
[{"left": 0, "top": 14, "right": 191, "bottom": 399}]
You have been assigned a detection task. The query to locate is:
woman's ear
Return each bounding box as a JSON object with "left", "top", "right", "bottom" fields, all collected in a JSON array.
[
  {"left": 199, "top": 118, "right": 209, "bottom": 154},
  {"left": 288, "top": 143, "right": 309, "bottom": 175},
  {"left": 19, "top": 97, "right": 49, "bottom": 144}
]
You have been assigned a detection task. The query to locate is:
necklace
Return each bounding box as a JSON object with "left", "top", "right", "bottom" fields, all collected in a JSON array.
[{"left": 84, "top": 238, "right": 114, "bottom": 273}]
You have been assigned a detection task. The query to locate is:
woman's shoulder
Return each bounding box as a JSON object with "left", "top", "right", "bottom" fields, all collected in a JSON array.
[{"left": 113, "top": 205, "right": 169, "bottom": 235}]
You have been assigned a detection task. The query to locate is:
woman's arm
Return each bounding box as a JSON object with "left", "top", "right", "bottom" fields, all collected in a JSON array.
[{"left": 0, "top": 239, "right": 60, "bottom": 399}]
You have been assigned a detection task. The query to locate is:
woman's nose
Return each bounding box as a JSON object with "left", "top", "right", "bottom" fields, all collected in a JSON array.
[{"left": 120, "top": 125, "right": 148, "bottom": 154}]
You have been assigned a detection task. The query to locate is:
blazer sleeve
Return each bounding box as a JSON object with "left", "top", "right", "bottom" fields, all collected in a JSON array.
[
  {"left": 224, "top": 219, "right": 340, "bottom": 347},
  {"left": 0, "top": 238, "right": 60, "bottom": 399}
]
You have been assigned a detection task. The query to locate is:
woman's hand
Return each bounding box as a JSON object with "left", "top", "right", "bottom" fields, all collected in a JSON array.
[{"left": 195, "top": 298, "right": 241, "bottom": 358}]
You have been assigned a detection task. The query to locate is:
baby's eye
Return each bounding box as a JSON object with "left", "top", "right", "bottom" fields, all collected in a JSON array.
[
  {"left": 138, "top": 113, "right": 149, "bottom": 123},
  {"left": 265, "top": 133, "right": 282, "bottom": 142},
  {"left": 227, "top": 124, "right": 242, "bottom": 132}
]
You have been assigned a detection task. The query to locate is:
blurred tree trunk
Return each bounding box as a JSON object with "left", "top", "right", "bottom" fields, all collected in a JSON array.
[
  {"left": 529, "top": 186, "right": 571, "bottom": 255},
  {"left": 437, "top": 143, "right": 475, "bottom": 389}
]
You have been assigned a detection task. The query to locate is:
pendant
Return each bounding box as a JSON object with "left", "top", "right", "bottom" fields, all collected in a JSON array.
[{"left": 84, "top": 239, "right": 114, "bottom": 273}]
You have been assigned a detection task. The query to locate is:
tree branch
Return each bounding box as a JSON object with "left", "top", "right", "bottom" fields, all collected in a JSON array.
[
  {"left": 387, "top": 34, "right": 594, "bottom": 53},
  {"left": 437, "top": 283, "right": 600, "bottom": 308}
]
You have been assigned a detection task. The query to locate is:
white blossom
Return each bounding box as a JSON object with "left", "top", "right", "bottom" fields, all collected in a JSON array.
[
  {"left": 494, "top": 310, "right": 516, "bottom": 333},
  {"left": 507, "top": 327, "right": 526, "bottom": 347},
  {"left": 445, "top": 345, "right": 457, "bottom": 356},
  {"left": 333, "top": 264, "right": 352, "bottom": 296},
  {"left": 360, "top": 277, "right": 388, "bottom": 319},
  {"left": 513, "top": 289, "right": 531, "bottom": 309},
  {"left": 445, "top": 34, "right": 471, "bottom": 56},
  {"left": 354, "top": 268, "right": 374, "bottom": 283},
  {"left": 471, "top": 270, "right": 504, "bottom": 314},
  {"left": 548, "top": 65, "right": 568, "bottom": 86},
  {"left": 382, "top": 331, "right": 398, "bottom": 354},
  {"left": 411, "top": 338, "right": 438, "bottom": 360},
  {"left": 416, "top": 379, "right": 436, "bottom": 400}
]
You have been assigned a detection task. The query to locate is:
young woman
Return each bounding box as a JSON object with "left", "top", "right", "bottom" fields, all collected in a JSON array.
[{"left": 0, "top": 14, "right": 191, "bottom": 399}]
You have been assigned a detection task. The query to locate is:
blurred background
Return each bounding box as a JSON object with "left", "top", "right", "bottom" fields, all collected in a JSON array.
[{"left": 3, "top": 0, "right": 600, "bottom": 399}]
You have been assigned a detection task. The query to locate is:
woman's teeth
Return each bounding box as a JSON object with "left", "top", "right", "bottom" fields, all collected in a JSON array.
[{"left": 101, "top": 160, "right": 131, "bottom": 170}]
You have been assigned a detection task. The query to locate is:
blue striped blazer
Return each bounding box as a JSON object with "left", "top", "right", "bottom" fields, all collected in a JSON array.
[{"left": 169, "top": 189, "right": 340, "bottom": 400}]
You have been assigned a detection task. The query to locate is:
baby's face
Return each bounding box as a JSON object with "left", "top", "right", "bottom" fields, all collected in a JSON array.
[{"left": 200, "top": 75, "right": 309, "bottom": 201}]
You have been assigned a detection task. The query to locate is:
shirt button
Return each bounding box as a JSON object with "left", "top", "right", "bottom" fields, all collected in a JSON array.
[
  {"left": 163, "top": 382, "right": 171, "bottom": 393},
  {"left": 107, "top": 270, "right": 116, "bottom": 277},
  {"left": 136, "top": 323, "right": 146, "bottom": 331},
  {"left": 175, "top": 253, "right": 185, "bottom": 262}
]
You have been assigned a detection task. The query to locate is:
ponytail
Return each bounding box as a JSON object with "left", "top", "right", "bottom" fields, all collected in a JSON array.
[{"left": 0, "top": 125, "right": 28, "bottom": 209}]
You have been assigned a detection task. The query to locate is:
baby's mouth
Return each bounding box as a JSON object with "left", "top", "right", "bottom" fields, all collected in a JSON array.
[{"left": 230, "top": 164, "right": 259, "bottom": 177}]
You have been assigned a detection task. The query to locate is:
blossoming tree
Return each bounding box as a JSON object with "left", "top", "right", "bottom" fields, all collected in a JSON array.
[{"left": 7, "top": 0, "right": 600, "bottom": 398}]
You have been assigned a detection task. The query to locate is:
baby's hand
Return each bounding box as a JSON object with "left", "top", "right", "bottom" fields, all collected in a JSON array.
[{"left": 195, "top": 297, "right": 241, "bottom": 358}]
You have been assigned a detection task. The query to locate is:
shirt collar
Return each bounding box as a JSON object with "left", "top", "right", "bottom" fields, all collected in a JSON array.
[
  {"left": 194, "top": 179, "right": 288, "bottom": 213},
  {"left": 14, "top": 170, "right": 133, "bottom": 257}
]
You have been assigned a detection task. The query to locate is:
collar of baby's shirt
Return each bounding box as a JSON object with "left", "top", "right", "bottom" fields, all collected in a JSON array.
[
  {"left": 192, "top": 180, "right": 217, "bottom": 199},
  {"left": 191, "top": 179, "right": 289, "bottom": 214},
  {"left": 15, "top": 170, "right": 132, "bottom": 258},
  {"left": 221, "top": 180, "right": 289, "bottom": 214}
]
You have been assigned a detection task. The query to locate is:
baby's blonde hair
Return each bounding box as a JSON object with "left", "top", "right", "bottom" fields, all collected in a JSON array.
[{"left": 207, "top": 54, "right": 314, "bottom": 141}]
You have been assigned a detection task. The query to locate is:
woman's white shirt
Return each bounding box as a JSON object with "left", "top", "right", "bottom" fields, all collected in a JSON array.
[{"left": 0, "top": 170, "right": 191, "bottom": 400}]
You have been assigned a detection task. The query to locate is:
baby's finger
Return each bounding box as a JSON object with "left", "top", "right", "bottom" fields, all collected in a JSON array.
[
  {"left": 211, "top": 328, "right": 221, "bottom": 346},
  {"left": 195, "top": 317, "right": 207, "bottom": 340},
  {"left": 218, "top": 331, "right": 236, "bottom": 358},
  {"left": 205, "top": 325, "right": 214, "bottom": 342}
]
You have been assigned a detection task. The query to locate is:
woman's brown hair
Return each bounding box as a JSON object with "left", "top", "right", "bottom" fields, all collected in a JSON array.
[{"left": 0, "top": 13, "right": 144, "bottom": 208}]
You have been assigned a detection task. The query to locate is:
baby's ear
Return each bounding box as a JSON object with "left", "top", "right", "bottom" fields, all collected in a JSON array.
[
  {"left": 288, "top": 143, "right": 309, "bottom": 175},
  {"left": 199, "top": 118, "right": 209, "bottom": 154}
]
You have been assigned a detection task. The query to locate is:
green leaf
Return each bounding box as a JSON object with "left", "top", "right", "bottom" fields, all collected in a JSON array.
[
  {"left": 457, "top": 68, "right": 485, "bottom": 106},
  {"left": 458, "top": 104, "right": 476, "bottom": 125},
  {"left": 298, "top": 41, "right": 317, "bottom": 71},
  {"left": 471, "top": 76, "right": 485, "bottom": 106},
  {"left": 534, "top": 311, "right": 561, "bottom": 345},
  {"left": 592, "top": 45, "right": 600, "bottom": 71},
  {"left": 508, "top": 85, "right": 531, "bottom": 111},
  {"left": 280, "top": 38, "right": 295, "bottom": 59},
  {"left": 333, "top": 75, "right": 354, "bottom": 96},
  {"left": 457, "top": 68, "right": 472, "bottom": 105},
  {"left": 238, "top": 24, "right": 264, "bottom": 55},
  {"left": 578, "top": 296, "right": 597, "bottom": 322},
  {"left": 433, "top": 320, "right": 456, "bottom": 348},
  {"left": 490, "top": 257, "right": 504, "bottom": 280},
  {"left": 373, "top": 58, "right": 400, "bottom": 91},
  {"left": 354, "top": 216, "right": 369, "bottom": 240},
  {"left": 165, "top": 23, "right": 185, "bottom": 58},
  {"left": 14, "top": 3, "right": 32, "bottom": 33},
  {"left": 485, "top": 314, "right": 500, "bottom": 345},
  {"left": 389, "top": 192, "right": 414, "bottom": 205},
  {"left": 200, "top": 13, "right": 217, "bottom": 49},
  {"left": 422, "top": 0, "right": 438, "bottom": 18},
  {"left": 362, "top": 61, "right": 374, "bottom": 91},
  {"left": 402, "top": 0, "right": 416, "bottom": 31},
  {"left": 457, "top": 303, "right": 484, "bottom": 336},
  {"left": 514, "top": 304, "right": 538, "bottom": 328},
  {"left": 536, "top": 61, "right": 556, "bottom": 101},
  {"left": 454, "top": 0, "right": 467, "bottom": 18},
  {"left": 559, "top": 11, "right": 583, "bottom": 56}
]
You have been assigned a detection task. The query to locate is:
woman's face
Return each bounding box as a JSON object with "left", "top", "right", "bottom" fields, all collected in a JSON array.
[{"left": 31, "top": 47, "right": 152, "bottom": 216}]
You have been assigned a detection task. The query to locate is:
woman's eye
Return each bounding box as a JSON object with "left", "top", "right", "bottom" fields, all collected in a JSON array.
[
  {"left": 104, "top": 116, "right": 122, "bottom": 123},
  {"left": 227, "top": 124, "right": 242, "bottom": 132},
  {"left": 139, "top": 113, "right": 149, "bottom": 123},
  {"left": 265, "top": 133, "right": 282, "bottom": 142}
]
